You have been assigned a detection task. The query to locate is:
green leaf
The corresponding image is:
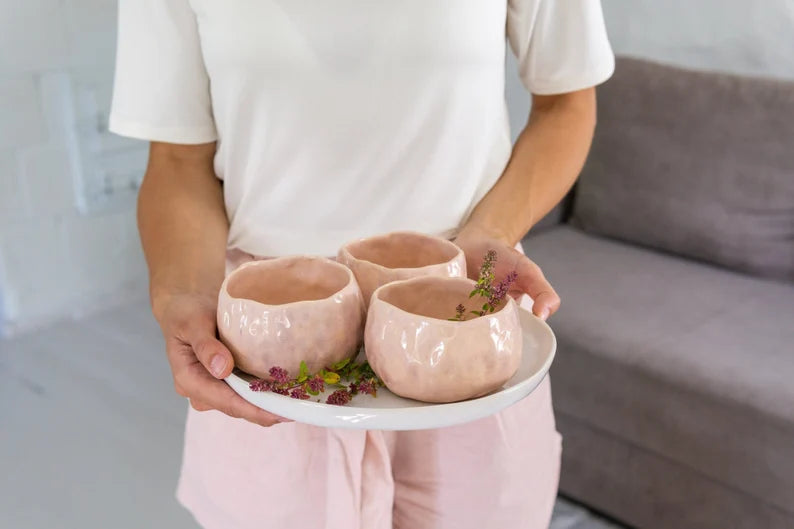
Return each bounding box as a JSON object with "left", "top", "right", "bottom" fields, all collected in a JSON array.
[
  {"left": 468, "top": 290, "right": 477, "bottom": 298},
  {"left": 324, "top": 372, "right": 341, "bottom": 384},
  {"left": 482, "top": 303, "right": 489, "bottom": 311},
  {"left": 357, "top": 362, "right": 376, "bottom": 381},
  {"left": 307, "top": 386, "right": 319, "bottom": 396},
  {"left": 331, "top": 357, "right": 351, "bottom": 371},
  {"left": 299, "top": 361, "right": 308, "bottom": 378}
]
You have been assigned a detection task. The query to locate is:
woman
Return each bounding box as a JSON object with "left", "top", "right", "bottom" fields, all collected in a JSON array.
[{"left": 110, "top": 1, "right": 613, "bottom": 527}]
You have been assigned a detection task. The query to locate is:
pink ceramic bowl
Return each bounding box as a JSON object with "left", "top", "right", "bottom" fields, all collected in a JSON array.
[
  {"left": 337, "top": 231, "right": 467, "bottom": 307},
  {"left": 365, "top": 275, "right": 523, "bottom": 403},
  {"left": 217, "top": 256, "right": 365, "bottom": 379}
]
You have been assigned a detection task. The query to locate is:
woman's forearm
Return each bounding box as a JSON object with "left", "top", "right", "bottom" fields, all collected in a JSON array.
[
  {"left": 137, "top": 141, "right": 229, "bottom": 320},
  {"left": 461, "top": 87, "right": 597, "bottom": 246}
]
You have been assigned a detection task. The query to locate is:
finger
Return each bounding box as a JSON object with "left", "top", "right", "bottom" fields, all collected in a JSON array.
[
  {"left": 181, "top": 319, "right": 235, "bottom": 379},
  {"left": 179, "top": 363, "right": 288, "bottom": 427},
  {"left": 515, "top": 258, "right": 561, "bottom": 320},
  {"left": 532, "top": 291, "right": 561, "bottom": 320}
]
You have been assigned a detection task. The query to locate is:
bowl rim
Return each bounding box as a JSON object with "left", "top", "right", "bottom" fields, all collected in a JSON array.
[
  {"left": 369, "top": 275, "right": 518, "bottom": 325},
  {"left": 338, "top": 230, "right": 465, "bottom": 274},
  {"left": 220, "top": 254, "right": 361, "bottom": 308}
]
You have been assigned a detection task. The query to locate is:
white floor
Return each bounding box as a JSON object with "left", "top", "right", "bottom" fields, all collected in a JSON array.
[{"left": 0, "top": 299, "right": 624, "bottom": 529}]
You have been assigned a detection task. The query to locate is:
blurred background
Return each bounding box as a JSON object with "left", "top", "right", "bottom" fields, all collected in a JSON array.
[{"left": 1, "top": 1, "right": 792, "bottom": 528}]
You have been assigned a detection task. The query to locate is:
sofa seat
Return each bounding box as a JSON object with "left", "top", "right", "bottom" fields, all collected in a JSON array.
[{"left": 524, "top": 226, "right": 794, "bottom": 524}]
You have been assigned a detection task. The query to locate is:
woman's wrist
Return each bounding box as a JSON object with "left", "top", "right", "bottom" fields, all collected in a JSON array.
[
  {"left": 456, "top": 221, "right": 516, "bottom": 246},
  {"left": 150, "top": 282, "right": 219, "bottom": 324}
]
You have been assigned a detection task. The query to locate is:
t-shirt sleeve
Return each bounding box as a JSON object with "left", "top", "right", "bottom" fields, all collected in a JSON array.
[
  {"left": 507, "top": 0, "right": 615, "bottom": 95},
  {"left": 108, "top": 0, "right": 218, "bottom": 144}
]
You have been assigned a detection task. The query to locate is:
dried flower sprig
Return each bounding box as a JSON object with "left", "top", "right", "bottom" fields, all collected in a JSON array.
[
  {"left": 488, "top": 270, "right": 518, "bottom": 308},
  {"left": 248, "top": 357, "right": 383, "bottom": 406},
  {"left": 449, "top": 249, "right": 518, "bottom": 321}
]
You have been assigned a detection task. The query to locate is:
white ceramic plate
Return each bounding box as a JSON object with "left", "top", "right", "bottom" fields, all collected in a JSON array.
[{"left": 225, "top": 306, "right": 556, "bottom": 430}]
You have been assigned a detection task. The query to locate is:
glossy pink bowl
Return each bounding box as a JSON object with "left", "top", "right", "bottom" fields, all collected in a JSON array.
[
  {"left": 365, "top": 275, "right": 523, "bottom": 403},
  {"left": 337, "top": 231, "right": 466, "bottom": 307},
  {"left": 217, "top": 256, "right": 365, "bottom": 379}
]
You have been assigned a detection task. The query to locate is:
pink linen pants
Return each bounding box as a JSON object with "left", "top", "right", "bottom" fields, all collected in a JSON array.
[{"left": 176, "top": 242, "right": 562, "bottom": 528}]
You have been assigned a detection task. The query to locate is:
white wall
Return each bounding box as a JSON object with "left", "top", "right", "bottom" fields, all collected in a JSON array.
[
  {"left": 1, "top": 0, "right": 792, "bottom": 334},
  {"left": 601, "top": 0, "right": 794, "bottom": 80},
  {"left": 0, "top": 0, "right": 148, "bottom": 335},
  {"left": 505, "top": 0, "right": 794, "bottom": 138}
]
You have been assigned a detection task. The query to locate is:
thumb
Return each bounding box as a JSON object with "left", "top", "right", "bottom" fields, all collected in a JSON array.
[{"left": 184, "top": 319, "right": 235, "bottom": 379}]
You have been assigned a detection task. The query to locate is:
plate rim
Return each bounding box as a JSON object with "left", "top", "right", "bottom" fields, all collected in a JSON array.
[{"left": 225, "top": 306, "right": 556, "bottom": 429}]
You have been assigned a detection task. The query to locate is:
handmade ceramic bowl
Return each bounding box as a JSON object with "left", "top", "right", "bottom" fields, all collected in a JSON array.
[
  {"left": 217, "top": 256, "right": 365, "bottom": 379},
  {"left": 365, "top": 275, "right": 523, "bottom": 403},
  {"left": 337, "top": 231, "right": 467, "bottom": 307}
]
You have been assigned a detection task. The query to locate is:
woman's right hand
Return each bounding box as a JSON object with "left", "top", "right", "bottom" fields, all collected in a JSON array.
[{"left": 155, "top": 292, "right": 286, "bottom": 427}]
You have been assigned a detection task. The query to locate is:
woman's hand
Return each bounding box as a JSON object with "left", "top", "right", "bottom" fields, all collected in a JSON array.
[
  {"left": 155, "top": 292, "right": 287, "bottom": 427},
  {"left": 453, "top": 227, "right": 560, "bottom": 321}
]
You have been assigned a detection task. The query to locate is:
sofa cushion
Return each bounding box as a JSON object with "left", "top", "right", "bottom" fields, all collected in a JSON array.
[
  {"left": 524, "top": 226, "right": 794, "bottom": 514},
  {"left": 570, "top": 57, "right": 794, "bottom": 283},
  {"left": 557, "top": 414, "right": 794, "bottom": 529}
]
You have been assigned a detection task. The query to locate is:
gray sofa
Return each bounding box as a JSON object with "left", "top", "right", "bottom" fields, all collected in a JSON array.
[{"left": 524, "top": 57, "right": 794, "bottom": 528}]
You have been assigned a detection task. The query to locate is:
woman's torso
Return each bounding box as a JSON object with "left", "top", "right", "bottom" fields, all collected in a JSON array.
[{"left": 189, "top": 0, "right": 515, "bottom": 256}]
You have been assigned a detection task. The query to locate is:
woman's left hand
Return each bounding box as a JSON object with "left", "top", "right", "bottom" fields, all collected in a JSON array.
[{"left": 453, "top": 227, "right": 561, "bottom": 321}]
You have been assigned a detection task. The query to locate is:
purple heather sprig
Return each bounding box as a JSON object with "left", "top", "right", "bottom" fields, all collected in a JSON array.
[
  {"left": 489, "top": 270, "right": 518, "bottom": 307},
  {"left": 326, "top": 389, "right": 352, "bottom": 406},
  {"left": 248, "top": 357, "right": 383, "bottom": 406},
  {"left": 356, "top": 379, "right": 377, "bottom": 396},
  {"left": 290, "top": 387, "right": 310, "bottom": 400},
  {"left": 479, "top": 250, "right": 497, "bottom": 282},
  {"left": 269, "top": 366, "right": 289, "bottom": 384},
  {"left": 452, "top": 249, "right": 519, "bottom": 320},
  {"left": 470, "top": 249, "right": 498, "bottom": 302},
  {"left": 448, "top": 303, "right": 466, "bottom": 322},
  {"left": 307, "top": 375, "right": 325, "bottom": 393},
  {"left": 249, "top": 379, "right": 273, "bottom": 392}
]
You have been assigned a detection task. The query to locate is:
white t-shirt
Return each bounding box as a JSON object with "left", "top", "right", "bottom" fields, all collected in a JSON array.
[{"left": 110, "top": 0, "right": 614, "bottom": 257}]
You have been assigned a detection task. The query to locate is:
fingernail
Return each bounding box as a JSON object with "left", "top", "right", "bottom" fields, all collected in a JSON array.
[
  {"left": 210, "top": 354, "right": 227, "bottom": 377},
  {"left": 541, "top": 308, "right": 550, "bottom": 320}
]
